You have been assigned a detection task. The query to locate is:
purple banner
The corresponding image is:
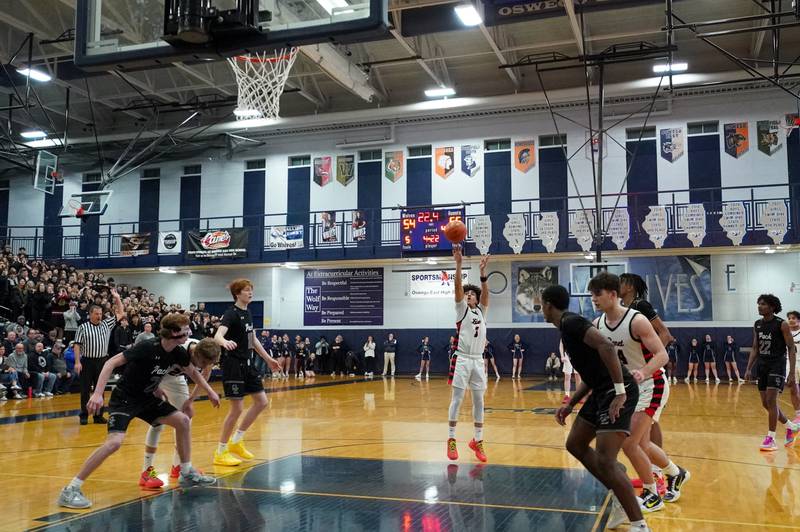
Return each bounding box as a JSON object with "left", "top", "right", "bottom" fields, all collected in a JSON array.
[{"left": 304, "top": 268, "right": 384, "bottom": 326}]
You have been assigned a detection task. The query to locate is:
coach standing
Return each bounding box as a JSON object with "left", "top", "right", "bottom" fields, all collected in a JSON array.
[{"left": 74, "top": 288, "right": 124, "bottom": 425}]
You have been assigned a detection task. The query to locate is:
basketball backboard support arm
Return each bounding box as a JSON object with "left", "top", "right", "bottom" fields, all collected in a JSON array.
[{"left": 74, "top": 0, "right": 389, "bottom": 71}]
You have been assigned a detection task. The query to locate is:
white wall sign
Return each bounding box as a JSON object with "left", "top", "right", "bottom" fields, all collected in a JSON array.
[
  {"left": 502, "top": 213, "right": 526, "bottom": 254},
  {"left": 407, "top": 270, "right": 468, "bottom": 298},
  {"left": 471, "top": 215, "right": 492, "bottom": 255},
  {"left": 642, "top": 206, "right": 668, "bottom": 249},
  {"left": 606, "top": 209, "right": 630, "bottom": 250},
  {"left": 681, "top": 203, "right": 706, "bottom": 247},
  {"left": 157, "top": 231, "right": 182, "bottom": 255},
  {"left": 762, "top": 199, "right": 788, "bottom": 245},
  {"left": 536, "top": 212, "right": 560, "bottom": 253},
  {"left": 719, "top": 202, "right": 746, "bottom": 246},
  {"left": 571, "top": 209, "right": 595, "bottom": 252}
]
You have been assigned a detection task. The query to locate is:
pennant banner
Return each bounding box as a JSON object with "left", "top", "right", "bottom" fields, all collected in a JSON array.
[
  {"left": 435, "top": 146, "right": 455, "bottom": 179},
  {"left": 313, "top": 156, "right": 332, "bottom": 186},
  {"left": 660, "top": 127, "right": 684, "bottom": 163},
  {"left": 724, "top": 122, "right": 749, "bottom": 158},
  {"left": 384, "top": 151, "right": 404, "bottom": 182},
  {"left": 336, "top": 155, "right": 355, "bottom": 186},
  {"left": 514, "top": 140, "right": 535, "bottom": 173}
]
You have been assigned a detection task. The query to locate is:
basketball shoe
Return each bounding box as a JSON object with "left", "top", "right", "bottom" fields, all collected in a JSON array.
[
  {"left": 213, "top": 449, "right": 243, "bottom": 466},
  {"left": 228, "top": 439, "right": 254, "bottom": 460},
  {"left": 447, "top": 438, "right": 458, "bottom": 460},
  {"left": 760, "top": 435, "right": 778, "bottom": 451},
  {"left": 639, "top": 488, "right": 664, "bottom": 512},
  {"left": 139, "top": 466, "right": 164, "bottom": 489},
  {"left": 664, "top": 466, "right": 690, "bottom": 503},
  {"left": 468, "top": 439, "right": 487, "bottom": 463}
]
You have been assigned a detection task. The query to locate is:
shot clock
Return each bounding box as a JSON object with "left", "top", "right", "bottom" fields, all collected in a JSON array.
[{"left": 401, "top": 208, "right": 465, "bottom": 251}]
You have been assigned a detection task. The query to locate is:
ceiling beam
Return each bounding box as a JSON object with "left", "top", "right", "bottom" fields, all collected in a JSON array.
[
  {"left": 563, "top": 0, "right": 585, "bottom": 55},
  {"left": 477, "top": 23, "right": 520, "bottom": 89}
]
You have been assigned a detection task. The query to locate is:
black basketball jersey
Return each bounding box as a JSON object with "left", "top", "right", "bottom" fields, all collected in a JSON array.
[
  {"left": 559, "top": 311, "right": 633, "bottom": 390},
  {"left": 754, "top": 316, "right": 787, "bottom": 361}
]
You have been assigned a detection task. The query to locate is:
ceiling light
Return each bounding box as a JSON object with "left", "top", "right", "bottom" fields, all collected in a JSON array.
[
  {"left": 17, "top": 67, "right": 52, "bottom": 82},
  {"left": 424, "top": 87, "right": 456, "bottom": 98},
  {"left": 21, "top": 138, "right": 63, "bottom": 148},
  {"left": 454, "top": 4, "right": 482, "bottom": 26},
  {"left": 652, "top": 62, "right": 688, "bottom": 74},
  {"left": 20, "top": 130, "right": 47, "bottom": 139}
]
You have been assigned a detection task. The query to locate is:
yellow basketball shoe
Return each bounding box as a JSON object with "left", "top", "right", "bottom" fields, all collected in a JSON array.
[
  {"left": 227, "top": 439, "right": 255, "bottom": 460},
  {"left": 213, "top": 449, "right": 243, "bottom": 466}
]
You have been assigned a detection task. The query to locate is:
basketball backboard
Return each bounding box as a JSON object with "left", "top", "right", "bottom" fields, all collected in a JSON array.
[
  {"left": 75, "top": 0, "right": 388, "bottom": 70},
  {"left": 58, "top": 190, "right": 113, "bottom": 218},
  {"left": 33, "top": 150, "right": 58, "bottom": 194}
]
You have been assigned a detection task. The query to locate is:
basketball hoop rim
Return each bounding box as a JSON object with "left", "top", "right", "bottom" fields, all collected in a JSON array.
[{"left": 233, "top": 50, "right": 297, "bottom": 64}]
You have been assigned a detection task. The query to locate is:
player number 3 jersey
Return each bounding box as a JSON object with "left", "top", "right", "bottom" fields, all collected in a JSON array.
[{"left": 455, "top": 299, "right": 487, "bottom": 357}]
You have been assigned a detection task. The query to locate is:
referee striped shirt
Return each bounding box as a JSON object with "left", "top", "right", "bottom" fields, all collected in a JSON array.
[{"left": 74, "top": 316, "right": 117, "bottom": 359}]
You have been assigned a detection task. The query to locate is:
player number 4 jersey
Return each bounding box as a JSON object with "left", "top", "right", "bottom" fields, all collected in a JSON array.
[
  {"left": 455, "top": 299, "right": 487, "bottom": 357},
  {"left": 597, "top": 308, "right": 662, "bottom": 380}
]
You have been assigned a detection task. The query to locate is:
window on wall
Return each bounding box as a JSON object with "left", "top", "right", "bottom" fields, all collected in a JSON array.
[
  {"left": 625, "top": 126, "right": 656, "bottom": 140},
  {"left": 484, "top": 138, "right": 511, "bottom": 151},
  {"left": 142, "top": 168, "right": 160, "bottom": 179},
  {"left": 288, "top": 155, "right": 311, "bottom": 167},
  {"left": 358, "top": 149, "right": 382, "bottom": 161},
  {"left": 82, "top": 172, "right": 102, "bottom": 184},
  {"left": 408, "top": 145, "right": 432, "bottom": 157},
  {"left": 183, "top": 164, "right": 202, "bottom": 176},
  {"left": 246, "top": 159, "right": 266, "bottom": 170},
  {"left": 539, "top": 134, "right": 567, "bottom": 147},
  {"left": 687, "top": 121, "right": 719, "bottom": 135}
]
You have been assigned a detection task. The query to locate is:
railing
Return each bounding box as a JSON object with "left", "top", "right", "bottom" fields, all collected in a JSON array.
[{"left": 0, "top": 183, "right": 795, "bottom": 264}]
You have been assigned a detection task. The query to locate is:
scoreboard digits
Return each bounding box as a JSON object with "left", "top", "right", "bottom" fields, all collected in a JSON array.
[{"left": 401, "top": 208, "right": 465, "bottom": 251}]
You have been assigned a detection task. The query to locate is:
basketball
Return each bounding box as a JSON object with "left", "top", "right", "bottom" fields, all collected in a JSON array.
[{"left": 444, "top": 220, "right": 467, "bottom": 243}]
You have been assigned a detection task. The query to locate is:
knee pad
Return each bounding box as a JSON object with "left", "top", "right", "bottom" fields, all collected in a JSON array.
[
  {"left": 471, "top": 389, "right": 485, "bottom": 423},
  {"left": 448, "top": 387, "right": 466, "bottom": 421},
  {"left": 145, "top": 424, "right": 164, "bottom": 448}
]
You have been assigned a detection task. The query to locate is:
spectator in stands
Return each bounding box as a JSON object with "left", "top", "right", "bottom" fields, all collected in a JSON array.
[
  {"left": 111, "top": 316, "right": 133, "bottom": 354},
  {"left": 6, "top": 316, "right": 26, "bottom": 336},
  {"left": 51, "top": 342, "right": 74, "bottom": 395},
  {"left": 545, "top": 351, "right": 561, "bottom": 381},
  {"left": 44, "top": 329, "right": 59, "bottom": 349},
  {"left": 190, "top": 313, "right": 204, "bottom": 340},
  {"left": 363, "top": 335, "right": 376, "bottom": 377},
  {"left": 134, "top": 322, "right": 156, "bottom": 345},
  {"left": 8, "top": 343, "right": 31, "bottom": 391},
  {"left": 0, "top": 344, "right": 24, "bottom": 399},
  {"left": 22, "top": 328, "right": 39, "bottom": 354},
  {"left": 315, "top": 336, "right": 329, "bottom": 374},
  {"left": 331, "top": 334, "right": 347, "bottom": 377},
  {"left": 2, "top": 330, "right": 17, "bottom": 354},
  {"left": 129, "top": 313, "right": 143, "bottom": 339},
  {"left": 381, "top": 333, "right": 397, "bottom": 377},
  {"left": 31, "top": 342, "right": 57, "bottom": 396},
  {"left": 63, "top": 301, "right": 81, "bottom": 343}
]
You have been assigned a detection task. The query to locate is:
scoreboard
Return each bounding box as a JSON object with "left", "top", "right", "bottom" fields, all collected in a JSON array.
[{"left": 401, "top": 208, "right": 465, "bottom": 251}]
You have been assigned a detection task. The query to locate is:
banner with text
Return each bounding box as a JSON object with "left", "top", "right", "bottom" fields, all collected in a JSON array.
[
  {"left": 266, "top": 225, "right": 304, "bottom": 250},
  {"left": 408, "top": 270, "right": 469, "bottom": 298},
  {"left": 120, "top": 233, "right": 151, "bottom": 256},
  {"left": 186, "top": 228, "right": 248, "bottom": 259},
  {"left": 304, "top": 268, "right": 384, "bottom": 326}
]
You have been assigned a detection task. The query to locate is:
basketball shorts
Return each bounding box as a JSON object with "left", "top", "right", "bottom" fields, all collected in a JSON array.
[
  {"left": 577, "top": 381, "right": 638, "bottom": 435},
  {"left": 758, "top": 358, "right": 786, "bottom": 392},
  {"left": 512, "top": 352, "right": 523, "bottom": 360},
  {"left": 107, "top": 389, "right": 177, "bottom": 433},
  {"left": 563, "top": 359, "right": 574, "bottom": 374},
  {"left": 421, "top": 353, "right": 431, "bottom": 361},
  {"left": 222, "top": 356, "right": 264, "bottom": 399},
  {"left": 159, "top": 375, "right": 191, "bottom": 411},
  {"left": 723, "top": 351, "right": 735, "bottom": 363},
  {"left": 635, "top": 373, "right": 670, "bottom": 421},
  {"left": 449, "top": 354, "right": 487, "bottom": 391}
]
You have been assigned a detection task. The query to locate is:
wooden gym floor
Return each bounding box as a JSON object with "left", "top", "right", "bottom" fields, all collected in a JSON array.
[{"left": 2, "top": 375, "right": 799, "bottom": 531}]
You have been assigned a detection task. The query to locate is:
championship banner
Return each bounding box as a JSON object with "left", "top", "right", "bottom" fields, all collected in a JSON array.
[
  {"left": 514, "top": 140, "right": 535, "bottom": 173},
  {"left": 266, "top": 225, "right": 304, "bottom": 250},
  {"left": 408, "top": 270, "right": 468, "bottom": 298},
  {"left": 385, "top": 151, "right": 404, "bottom": 182},
  {"left": 157, "top": 231, "right": 182, "bottom": 255},
  {"left": 186, "top": 228, "right": 247, "bottom": 259},
  {"left": 460, "top": 145, "right": 480, "bottom": 177},
  {"left": 757, "top": 120, "right": 782, "bottom": 155},
  {"left": 351, "top": 210, "right": 367, "bottom": 241},
  {"left": 724, "top": 122, "right": 749, "bottom": 158},
  {"left": 435, "top": 146, "right": 455, "bottom": 179},
  {"left": 120, "top": 233, "right": 151, "bottom": 257},
  {"left": 659, "top": 127, "right": 684, "bottom": 163},
  {"left": 313, "top": 156, "right": 332, "bottom": 186},
  {"left": 336, "top": 155, "right": 355, "bottom": 186}
]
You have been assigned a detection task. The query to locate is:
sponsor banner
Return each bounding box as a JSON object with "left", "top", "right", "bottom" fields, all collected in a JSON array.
[
  {"left": 385, "top": 151, "right": 404, "bottom": 182},
  {"left": 757, "top": 120, "right": 782, "bottom": 155},
  {"left": 321, "top": 211, "right": 338, "bottom": 243},
  {"left": 351, "top": 210, "right": 367, "bottom": 241},
  {"left": 186, "top": 228, "right": 247, "bottom": 259},
  {"left": 724, "top": 122, "right": 749, "bottom": 158},
  {"left": 158, "top": 231, "right": 182, "bottom": 255},
  {"left": 304, "top": 268, "right": 384, "bottom": 326},
  {"left": 484, "top": 0, "right": 658, "bottom": 26},
  {"left": 313, "top": 156, "right": 332, "bottom": 186},
  {"left": 266, "top": 225, "right": 304, "bottom": 250},
  {"left": 514, "top": 140, "right": 535, "bottom": 173},
  {"left": 336, "top": 155, "right": 355, "bottom": 186},
  {"left": 460, "top": 144, "right": 481, "bottom": 177},
  {"left": 120, "top": 233, "right": 151, "bottom": 257},
  {"left": 435, "top": 146, "right": 455, "bottom": 179},
  {"left": 659, "top": 127, "right": 684, "bottom": 162},
  {"left": 408, "top": 270, "right": 469, "bottom": 298}
]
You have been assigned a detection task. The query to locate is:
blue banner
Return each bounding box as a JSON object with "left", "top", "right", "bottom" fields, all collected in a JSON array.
[
  {"left": 484, "top": 0, "right": 660, "bottom": 26},
  {"left": 304, "top": 268, "right": 384, "bottom": 326}
]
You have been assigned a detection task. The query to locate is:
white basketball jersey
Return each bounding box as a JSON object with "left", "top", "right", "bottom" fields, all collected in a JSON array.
[
  {"left": 792, "top": 330, "right": 800, "bottom": 359},
  {"left": 455, "top": 299, "right": 487, "bottom": 357},
  {"left": 160, "top": 338, "right": 198, "bottom": 386},
  {"left": 597, "top": 307, "right": 662, "bottom": 379}
]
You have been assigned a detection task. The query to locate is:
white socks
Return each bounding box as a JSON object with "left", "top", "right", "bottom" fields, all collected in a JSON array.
[
  {"left": 217, "top": 443, "right": 228, "bottom": 454},
  {"left": 180, "top": 461, "right": 192, "bottom": 473},
  {"left": 644, "top": 483, "right": 657, "bottom": 494},
  {"left": 448, "top": 426, "right": 456, "bottom": 439},
  {"left": 173, "top": 450, "right": 181, "bottom": 467},
  {"left": 474, "top": 427, "right": 483, "bottom": 442},
  {"left": 663, "top": 461, "right": 680, "bottom": 477},
  {"left": 768, "top": 430, "right": 776, "bottom": 439},
  {"left": 231, "top": 429, "right": 246, "bottom": 444},
  {"left": 68, "top": 477, "right": 84, "bottom": 489},
  {"left": 143, "top": 452, "right": 155, "bottom": 470}
]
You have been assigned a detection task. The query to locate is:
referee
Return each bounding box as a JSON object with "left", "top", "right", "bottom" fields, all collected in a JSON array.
[{"left": 74, "top": 288, "right": 124, "bottom": 425}]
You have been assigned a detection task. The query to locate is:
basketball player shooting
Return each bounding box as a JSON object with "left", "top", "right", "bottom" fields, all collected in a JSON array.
[{"left": 446, "top": 244, "right": 490, "bottom": 463}]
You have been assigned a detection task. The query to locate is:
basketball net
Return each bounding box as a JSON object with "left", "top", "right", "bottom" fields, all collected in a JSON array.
[
  {"left": 68, "top": 198, "right": 85, "bottom": 218},
  {"left": 227, "top": 48, "right": 299, "bottom": 121}
]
